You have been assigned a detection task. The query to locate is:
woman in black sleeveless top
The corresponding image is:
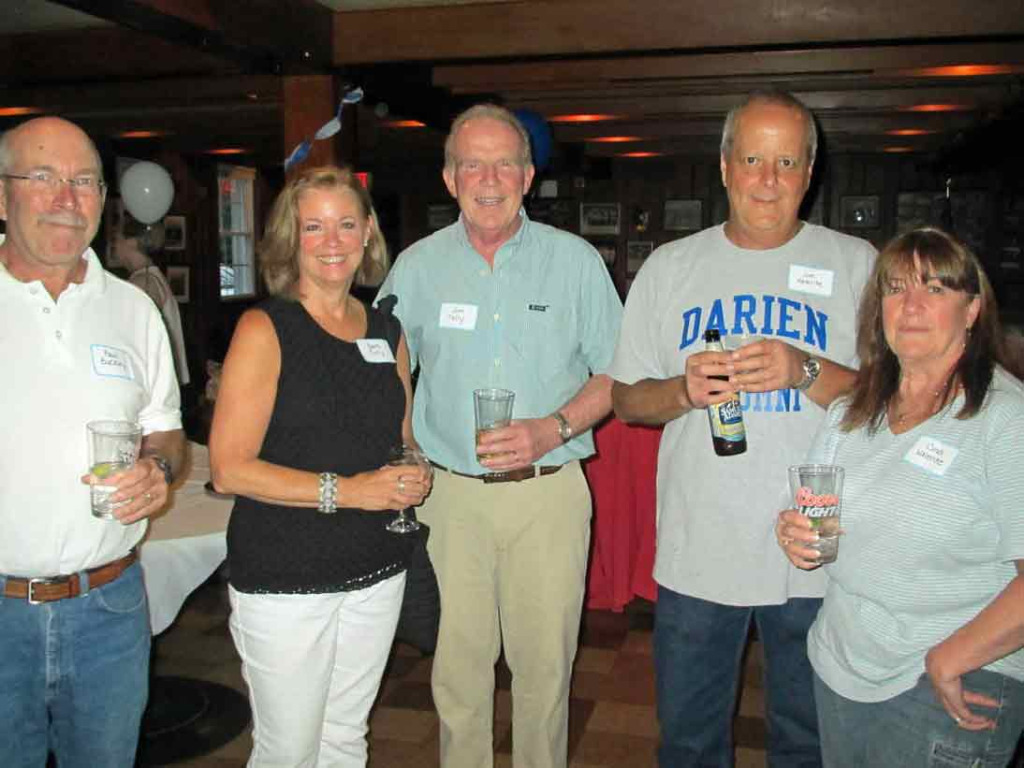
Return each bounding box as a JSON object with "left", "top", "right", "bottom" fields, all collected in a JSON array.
[{"left": 210, "top": 166, "right": 431, "bottom": 767}]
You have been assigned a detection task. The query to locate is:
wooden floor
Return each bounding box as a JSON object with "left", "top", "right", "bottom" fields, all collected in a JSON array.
[{"left": 150, "top": 576, "right": 772, "bottom": 767}]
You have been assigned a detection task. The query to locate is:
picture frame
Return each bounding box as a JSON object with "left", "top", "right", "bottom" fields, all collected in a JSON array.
[
  {"left": 580, "top": 203, "right": 621, "bottom": 236},
  {"left": 163, "top": 215, "right": 187, "bottom": 250},
  {"left": 166, "top": 266, "right": 190, "bottom": 303},
  {"left": 626, "top": 240, "right": 654, "bottom": 275},
  {"left": 663, "top": 199, "right": 702, "bottom": 231},
  {"left": 427, "top": 203, "right": 459, "bottom": 231},
  {"left": 840, "top": 195, "right": 880, "bottom": 229},
  {"left": 104, "top": 197, "right": 125, "bottom": 268}
]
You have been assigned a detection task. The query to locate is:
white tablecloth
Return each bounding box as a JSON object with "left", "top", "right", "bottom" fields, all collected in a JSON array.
[{"left": 140, "top": 442, "right": 233, "bottom": 635}]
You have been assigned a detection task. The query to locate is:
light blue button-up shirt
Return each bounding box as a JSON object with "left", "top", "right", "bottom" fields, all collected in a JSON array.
[{"left": 377, "top": 211, "right": 622, "bottom": 474}]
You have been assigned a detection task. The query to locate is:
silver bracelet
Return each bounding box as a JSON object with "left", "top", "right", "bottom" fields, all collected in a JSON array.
[{"left": 317, "top": 472, "right": 337, "bottom": 514}]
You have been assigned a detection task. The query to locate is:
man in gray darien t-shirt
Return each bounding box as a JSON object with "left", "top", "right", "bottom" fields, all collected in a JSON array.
[{"left": 608, "top": 91, "right": 875, "bottom": 767}]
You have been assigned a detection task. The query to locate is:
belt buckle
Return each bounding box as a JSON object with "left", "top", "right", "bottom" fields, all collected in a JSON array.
[{"left": 27, "top": 577, "right": 61, "bottom": 605}]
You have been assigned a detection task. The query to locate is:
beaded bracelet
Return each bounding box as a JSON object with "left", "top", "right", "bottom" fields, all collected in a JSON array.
[{"left": 318, "top": 472, "right": 338, "bottom": 514}]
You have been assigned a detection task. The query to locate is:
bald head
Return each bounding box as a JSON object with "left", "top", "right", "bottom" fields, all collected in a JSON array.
[{"left": 0, "top": 117, "right": 102, "bottom": 176}]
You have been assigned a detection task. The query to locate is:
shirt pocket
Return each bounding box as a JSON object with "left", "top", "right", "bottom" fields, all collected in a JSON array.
[{"left": 514, "top": 302, "right": 578, "bottom": 374}]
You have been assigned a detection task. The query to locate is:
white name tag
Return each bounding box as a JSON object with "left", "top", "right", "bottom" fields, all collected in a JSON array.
[
  {"left": 904, "top": 436, "right": 959, "bottom": 476},
  {"left": 439, "top": 302, "right": 478, "bottom": 331},
  {"left": 788, "top": 265, "right": 834, "bottom": 297},
  {"left": 91, "top": 344, "right": 134, "bottom": 380},
  {"left": 355, "top": 338, "right": 395, "bottom": 364}
]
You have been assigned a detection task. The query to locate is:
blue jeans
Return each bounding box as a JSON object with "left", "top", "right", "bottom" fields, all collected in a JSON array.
[
  {"left": 654, "top": 586, "right": 823, "bottom": 768},
  {"left": 0, "top": 561, "right": 151, "bottom": 768},
  {"left": 815, "top": 669, "right": 1024, "bottom": 767}
]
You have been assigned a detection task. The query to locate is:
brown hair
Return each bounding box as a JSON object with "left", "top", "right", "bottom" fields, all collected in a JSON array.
[
  {"left": 841, "top": 227, "right": 1009, "bottom": 432},
  {"left": 259, "top": 165, "right": 388, "bottom": 297}
]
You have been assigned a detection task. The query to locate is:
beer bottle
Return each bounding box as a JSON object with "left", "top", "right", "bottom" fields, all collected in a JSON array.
[{"left": 703, "top": 329, "right": 747, "bottom": 456}]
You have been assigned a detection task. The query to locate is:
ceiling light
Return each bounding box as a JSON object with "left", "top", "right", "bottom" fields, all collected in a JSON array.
[
  {"left": 885, "top": 129, "right": 935, "bottom": 136},
  {"left": 587, "top": 136, "right": 642, "bottom": 143},
  {"left": 901, "top": 64, "right": 1016, "bottom": 78},
  {"left": 902, "top": 104, "right": 970, "bottom": 113},
  {"left": 381, "top": 119, "right": 426, "bottom": 128},
  {"left": 206, "top": 148, "right": 247, "bottom": 155},
  {"left": 883, "top": 146, "right": 915, "bottom": 153},
  {"left": 0, "top": 107, "right": 43, "bottom": 117},
  {"left": 117, "top": 130, "right": 166, "bottom": 139},
  {"left": 618, "top": 151, "right": 662, "bottom": 158},
  {"left": 548, "top": 114, "right": 619, "bottom": 124}
]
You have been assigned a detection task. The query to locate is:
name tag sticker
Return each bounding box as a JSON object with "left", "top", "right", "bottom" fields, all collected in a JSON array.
[
  {"left": 91, "top": 344, "right": 134, "bottom": 380},
  {"left": 439, "top": 303, "right": 478, "bottom": 331},
  {"left": 355, "top": 338, "right": 395, "bottom": 364},
  {"left": 788, "top": 265, "right": 835, "bottom": 297},
  {"left": 904, "top": 436, "right": 959, "bottom": 477}
]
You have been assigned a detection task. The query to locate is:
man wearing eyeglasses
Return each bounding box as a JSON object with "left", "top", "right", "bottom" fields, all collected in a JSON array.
[{"left": 0, "top": 116, "right": 184, "bottom": 766}]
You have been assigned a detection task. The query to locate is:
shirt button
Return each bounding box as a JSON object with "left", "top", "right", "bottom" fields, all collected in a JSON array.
[
  {"left": 43, "top": 307, "right": 51, "bottom": 314},
  {"left": 479, "top": 269, "right": 487, "bottom": 277},
  {"left": 494, "top": 358, "right": 501, "bottom": 367},
  {"left": 55, "top": 330, "right": 63, "bottom": 339},
  {"left": 493, "top": 313, "right": 500, "bottom": 322}
]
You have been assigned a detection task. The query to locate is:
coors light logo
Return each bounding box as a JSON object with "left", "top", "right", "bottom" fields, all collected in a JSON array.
[{"left": 795, "top": 486, "right": 839, "bottom": 519}]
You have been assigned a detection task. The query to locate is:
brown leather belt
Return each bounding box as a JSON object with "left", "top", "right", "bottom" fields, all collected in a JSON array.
[
  {"left": 430, "top": 461, "right": 562, "bottom": 484},
  {"left": 2, "top": 549, "right": 138, "bottom": 604}
]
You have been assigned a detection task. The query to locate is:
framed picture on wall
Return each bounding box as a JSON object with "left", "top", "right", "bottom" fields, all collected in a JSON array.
[
  {"left": 167, "top": 266, "right": 190, "bottom": 303},
  {"left": 592, "top": 241, "right": 618, "bottom": 267},
  {"left": 427, "top": 203, "right": 458, "bottom": 230},
  {"left": 626, "top": 240, "right": 654, "bottom": 275},
  {"left": 840, "top": 195, "right": 880, "bottom": 229},
  {"left": 163, "top": 215, "right": 186, "bottom": 250},
  {"left": 663, "top": 199, "right": 702, "bottom": 231},
  {"left": 580, "top": 203, "right": 621, "bottom": 236}
]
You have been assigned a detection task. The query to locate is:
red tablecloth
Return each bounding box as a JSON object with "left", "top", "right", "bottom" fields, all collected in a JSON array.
[{"left": 584, "top": 418, "right": 661, "bottom": 611}]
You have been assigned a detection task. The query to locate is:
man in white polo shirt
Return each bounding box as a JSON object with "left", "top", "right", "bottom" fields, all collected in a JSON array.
[{"left": 0, "top": 116, "right": 184, "bottom": 766}]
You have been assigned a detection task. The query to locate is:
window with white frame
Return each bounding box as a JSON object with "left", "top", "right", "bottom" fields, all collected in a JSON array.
[{"left": 218, "top": 165, "right": 257, "bottom": 299}]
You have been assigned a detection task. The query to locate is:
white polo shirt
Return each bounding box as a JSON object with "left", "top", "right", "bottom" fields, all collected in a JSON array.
[{"left": 0, "top": 243, "right": 181, "bottom": 576}]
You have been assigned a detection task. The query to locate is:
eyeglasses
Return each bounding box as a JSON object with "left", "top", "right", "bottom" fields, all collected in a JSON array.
[{"left": 1, "top": 170, "right": 106, "bottom": 198}]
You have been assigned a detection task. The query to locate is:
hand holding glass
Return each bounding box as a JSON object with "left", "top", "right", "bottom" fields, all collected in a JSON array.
[
  {"left": 386, "top": 445, "right": 431, "bottom": 534},
  {"left": 788, "top": 464, "right": 844, "bottom": 563},
  {"left": 87, "top": 420, "right": 143, "bottom": 519}
]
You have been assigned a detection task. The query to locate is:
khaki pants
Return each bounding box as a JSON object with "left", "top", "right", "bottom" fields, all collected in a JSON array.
[{"left": 419, "top": 461, "right": 592, "bottom": 768}]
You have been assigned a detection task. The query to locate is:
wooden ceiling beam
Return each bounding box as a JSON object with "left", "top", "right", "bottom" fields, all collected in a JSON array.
[
  {"left": 333, "top": 0, "right": 1024, "bottom": 64},
  {"left": 50, "top": 0, "right": 334, "bottom": 72},
  {"left": 434, "top": 42, "right": 1024, "bottom": 91},
  {"left": 508, "top": 85, "right": 1013, "bottom": 118}
]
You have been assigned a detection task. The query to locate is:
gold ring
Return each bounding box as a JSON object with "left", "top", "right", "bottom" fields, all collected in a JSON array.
[{"left": 398, "top": 480, "right": 405, "bottom": 492}]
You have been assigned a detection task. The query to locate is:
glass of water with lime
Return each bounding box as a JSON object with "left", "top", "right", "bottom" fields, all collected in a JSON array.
[{"left": 87, "top": 420, "right": 142, "bottom": 519}]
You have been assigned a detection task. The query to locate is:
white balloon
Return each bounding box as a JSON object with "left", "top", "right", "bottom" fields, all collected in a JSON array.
[{"left": 120, "top": 162, "right": 174, "bottom": 224}]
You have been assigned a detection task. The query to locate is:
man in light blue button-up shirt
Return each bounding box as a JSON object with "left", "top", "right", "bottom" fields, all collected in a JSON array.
[{"left": 377, "top": 104, "right": 621, "bottom": 768}]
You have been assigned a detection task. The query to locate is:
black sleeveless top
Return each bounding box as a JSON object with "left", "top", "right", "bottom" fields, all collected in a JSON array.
[{"left": 227, "top": 296, "right": 415, "bottom": 594}]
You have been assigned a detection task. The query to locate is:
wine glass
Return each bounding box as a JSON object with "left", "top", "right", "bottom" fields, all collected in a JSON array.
[{"left": 386, "top": 445, "right": 430, "bottom": 534}]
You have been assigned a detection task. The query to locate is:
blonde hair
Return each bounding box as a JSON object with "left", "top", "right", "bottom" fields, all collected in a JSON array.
[{"left": 259, "top": 166, "right": 388, "bottom": 297}]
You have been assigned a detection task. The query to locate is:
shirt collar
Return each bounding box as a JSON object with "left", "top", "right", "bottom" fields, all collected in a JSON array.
[
  {"left": 0, "top": 234, "right": 106, "bottom": 297},
  {"left": 454, "top": 208, "right": 531, "bottom": 266}
]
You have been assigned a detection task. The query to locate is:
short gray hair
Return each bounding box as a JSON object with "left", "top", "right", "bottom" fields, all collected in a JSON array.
[
  {"left": 444, "top": 104, "right": 532, "bottom": 170},
  {"left": 0, "top": 128, "right": 13, "bottom": 174},
  {"left": 721, "top": 90, "right": 818, "bottom": 166}
]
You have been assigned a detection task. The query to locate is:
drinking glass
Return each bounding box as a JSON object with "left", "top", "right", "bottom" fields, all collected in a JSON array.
[
  {"left": 473, "top": 388, "right": 515, "bottom": 465},
  {"left": 87, "top": 420, "right": 142, "bottom": 519},
  {"left": 386, "top": 445, "right": 431, "bottom": 534},
  {"left": 788, "top": 464, "right": 844, "bottom": 563}
]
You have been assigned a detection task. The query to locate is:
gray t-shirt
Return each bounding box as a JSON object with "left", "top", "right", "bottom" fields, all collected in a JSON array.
[
  {"left": 808, "top": 368, "right": 1024, "bottom": 701},
  {"left": 609, "top": 223, "right": 875, "bottom": 605}
]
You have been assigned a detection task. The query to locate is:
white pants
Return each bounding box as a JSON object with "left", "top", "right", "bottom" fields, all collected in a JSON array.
[{"left": 228, "top": 572, "right": 406, "bottom": 768}]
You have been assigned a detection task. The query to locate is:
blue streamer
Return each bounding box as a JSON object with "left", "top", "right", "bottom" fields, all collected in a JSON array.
[{"left": 284, "top": 87, "right": 365, "bottom": 171}]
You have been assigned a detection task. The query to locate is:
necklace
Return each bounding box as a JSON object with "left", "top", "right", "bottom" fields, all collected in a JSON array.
[{"left": 892, "top": 380, "right": 958, "bottom": 426}]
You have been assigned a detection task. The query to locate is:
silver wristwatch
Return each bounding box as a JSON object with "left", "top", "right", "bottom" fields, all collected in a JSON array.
[
  {"left": 795, "top": 356, "right": 822, "bottom": 391},
  {"left": 553, "top": 411, "right": 573, "bottom": 443},
  {"left": 149, "top": 454, "right": 174, "bottom": 485}
]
